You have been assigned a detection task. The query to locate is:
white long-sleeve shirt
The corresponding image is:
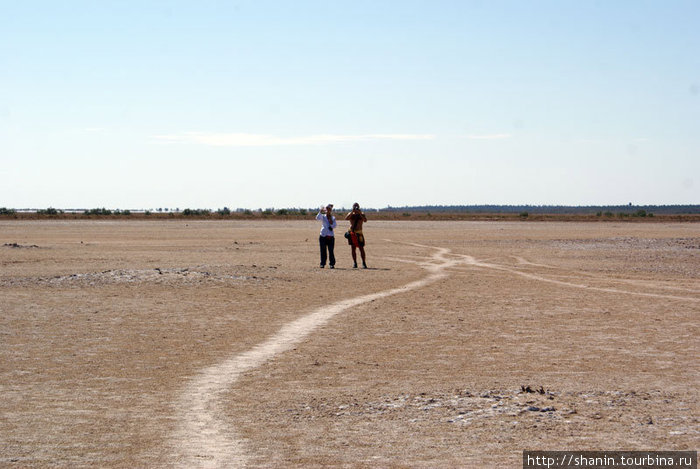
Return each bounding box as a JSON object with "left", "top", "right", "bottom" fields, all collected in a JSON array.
[{"left": 316, "top": 212, "right": 337, "bottom": 237}]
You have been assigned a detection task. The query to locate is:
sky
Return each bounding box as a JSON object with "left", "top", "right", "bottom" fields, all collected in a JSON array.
[{"left": 1, "top": 0, "right": 698, "bottom": 210}]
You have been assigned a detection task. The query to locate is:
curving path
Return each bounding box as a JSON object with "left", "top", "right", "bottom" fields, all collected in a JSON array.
[{"left": 170, "top": 243, "right": 467, "bottom": 468}]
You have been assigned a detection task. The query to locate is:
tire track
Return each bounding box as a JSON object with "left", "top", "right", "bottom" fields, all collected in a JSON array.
[
  {"left": 459, "top": 256, "right": 700, "bottom": 302},
  {"left": 170, "top": 243, "right": 465, "bottom": 468},
  {"left": 512, "top": 256, "right": 700, "bottom": 293}
]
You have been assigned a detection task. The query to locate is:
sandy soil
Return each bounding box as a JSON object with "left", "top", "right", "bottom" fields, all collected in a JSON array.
[{"left": 0, "top": 220, "right": 698, "bottom": 468}]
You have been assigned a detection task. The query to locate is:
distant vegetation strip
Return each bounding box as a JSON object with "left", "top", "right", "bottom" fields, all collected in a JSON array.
[
  {"left": 1, "top": 205, "right": 699, "bottom": 221},
  {"left": 380, "top": 204, "right": 700, "bottom": 215}
]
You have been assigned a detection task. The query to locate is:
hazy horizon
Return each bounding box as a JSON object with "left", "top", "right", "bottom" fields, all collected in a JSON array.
[
  {"left": 2, "top": 1, "right": 698, "bottom": 208},
  {"left": 5, "top": 203, "right": 699, "bottom": 214}
]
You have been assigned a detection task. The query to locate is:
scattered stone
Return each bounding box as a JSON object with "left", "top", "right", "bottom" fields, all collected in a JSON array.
[{"left": 3, "top": 242, "right": 39, "bottom": 248}]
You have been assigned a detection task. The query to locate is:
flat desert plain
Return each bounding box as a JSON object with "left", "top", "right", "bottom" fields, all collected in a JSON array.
[{"left": 1, "top": 219, "right": 698, "bottom": 468}]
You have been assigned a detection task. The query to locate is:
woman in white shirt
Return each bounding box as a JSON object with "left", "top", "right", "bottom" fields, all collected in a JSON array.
[{"left": 315, "top": 204, "right": 337, "bottom": 268}]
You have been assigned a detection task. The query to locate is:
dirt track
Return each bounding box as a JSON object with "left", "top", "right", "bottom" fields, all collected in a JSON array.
[{"left": 1, "top": 220, "right": 698, "bottom": 467}]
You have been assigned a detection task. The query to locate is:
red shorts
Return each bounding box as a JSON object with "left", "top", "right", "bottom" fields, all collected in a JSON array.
[{"left": 348, "top": 231, "right": 365, "bottom": 247}]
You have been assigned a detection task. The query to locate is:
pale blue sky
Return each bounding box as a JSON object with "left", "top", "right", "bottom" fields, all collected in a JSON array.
[{"left": 1, "top": 0, "right": 698, "bottom": 209}]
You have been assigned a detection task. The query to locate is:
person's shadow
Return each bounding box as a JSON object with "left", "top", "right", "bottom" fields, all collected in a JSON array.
[{"left": 343, "top": 267, "right": 391, "bottom": 271}]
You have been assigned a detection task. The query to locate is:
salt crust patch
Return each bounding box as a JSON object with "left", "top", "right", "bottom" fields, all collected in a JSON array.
[
  {"left": 0, "top": 267, "right": 260, "bottom": 287},
  {"left": 289, "top": 389, "right": 696, "bottom": 433}
]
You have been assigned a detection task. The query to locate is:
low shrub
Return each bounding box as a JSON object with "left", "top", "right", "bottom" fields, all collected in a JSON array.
[
  {"left": 38, "top": 207, "right": 62, "bottom": 215},
  {"left": 183, "top": 208, "right": 211, "bottom": 216},
  {"left": 84, "top": 208, "right": 112, "bottom": 216}
]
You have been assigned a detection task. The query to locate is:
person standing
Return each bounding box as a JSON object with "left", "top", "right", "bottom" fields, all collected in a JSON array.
[
  {"left": 345, "top": 202, "right": 368, "bottom": 269},
  {"left": 316, "top": 204, "right": 337, "bottom": 268}
]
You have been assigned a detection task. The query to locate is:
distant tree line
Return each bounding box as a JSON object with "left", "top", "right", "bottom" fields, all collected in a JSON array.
[
  {"left": 379, "top": 205, "right": 700, "bottom": 215},
  {"left": 2, "top": 204, "right": 699, "bottom": 218}
]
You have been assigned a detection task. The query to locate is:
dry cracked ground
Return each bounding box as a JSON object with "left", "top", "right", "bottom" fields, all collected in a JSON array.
[{"left": 0, "top": 220, "right": 698, "bottom": 468}]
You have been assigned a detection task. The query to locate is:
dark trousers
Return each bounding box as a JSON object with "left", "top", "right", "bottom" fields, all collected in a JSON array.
[{"left": 319, "top": 235, "right": 335, "bottom": 266}]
